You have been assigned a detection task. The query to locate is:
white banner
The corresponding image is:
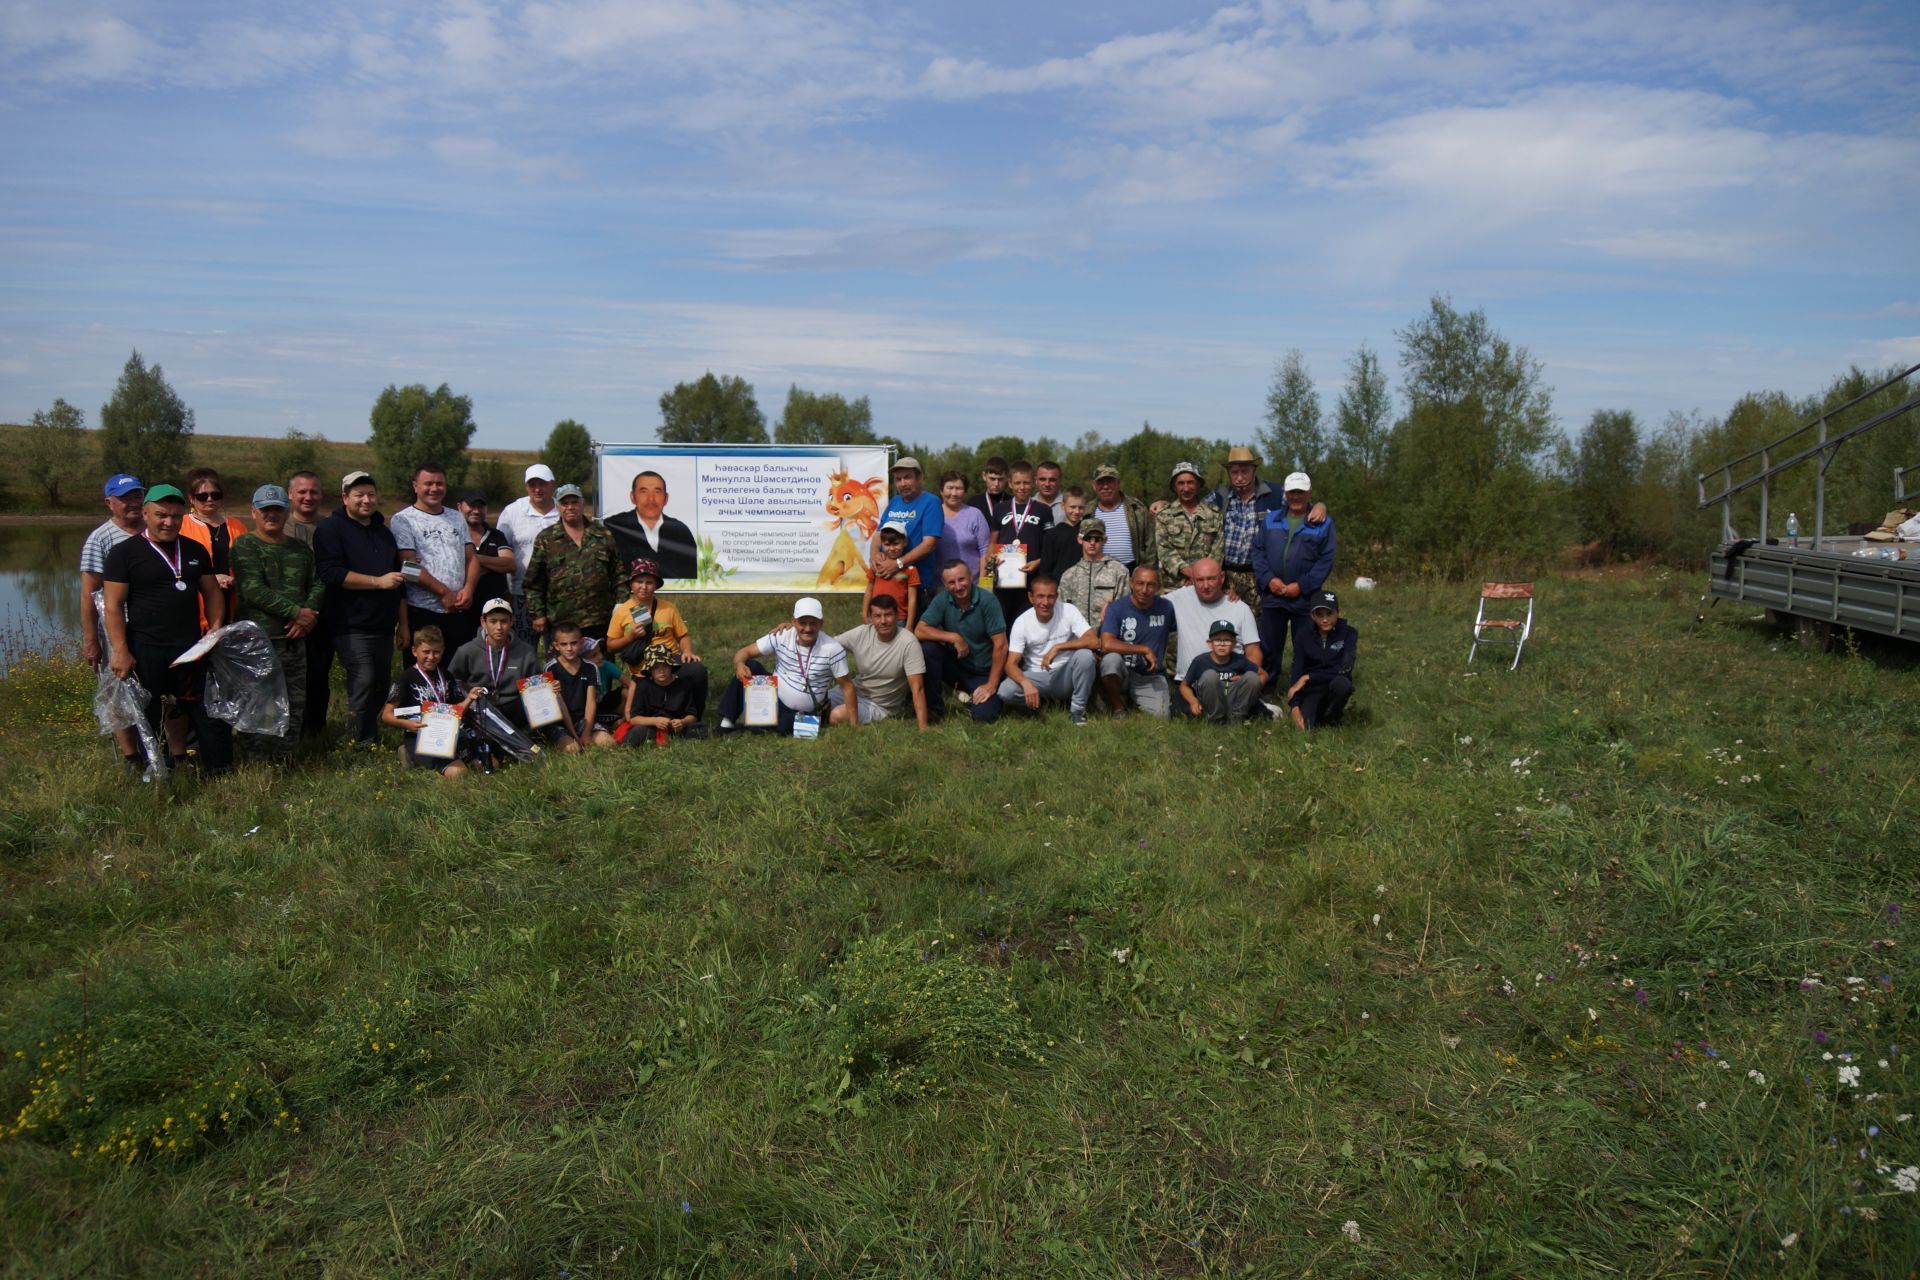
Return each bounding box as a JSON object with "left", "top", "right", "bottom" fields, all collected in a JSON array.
[{"left": 595, "top": 444, "right": 894, "bottom": 592}]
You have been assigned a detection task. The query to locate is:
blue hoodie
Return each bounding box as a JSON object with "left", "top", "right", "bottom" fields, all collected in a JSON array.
[{"left": 1250, "top": 510, "right": 1336, "bottom": 613}]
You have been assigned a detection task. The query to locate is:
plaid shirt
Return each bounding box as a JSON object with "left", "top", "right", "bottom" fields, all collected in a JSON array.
[{"left": 1220, "top": 493, "right": 1261, "bottom": 566}]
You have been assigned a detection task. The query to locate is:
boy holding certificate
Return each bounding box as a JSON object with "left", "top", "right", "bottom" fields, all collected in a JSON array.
[
  {"left": 540, "top": 622, "right": 616, "bottom": 752},
  {"left": 382, "top": 626, "right": 480, "bottom": 776},
  {"left": 448, "top": 597, "right": 541, "bottom": 725}
]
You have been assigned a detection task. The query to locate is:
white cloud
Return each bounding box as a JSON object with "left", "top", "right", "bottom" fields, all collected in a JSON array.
[{"left": 429, "top": 134, "right": 577, "bottom": 182}]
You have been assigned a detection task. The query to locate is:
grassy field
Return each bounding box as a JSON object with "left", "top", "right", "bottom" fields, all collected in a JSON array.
[{"left": 1, "top": 571, "right": 1916, "bottom": 1277}]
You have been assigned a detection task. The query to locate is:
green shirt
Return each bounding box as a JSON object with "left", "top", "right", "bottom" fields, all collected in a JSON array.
[
  {"left": 918, "top": 588, "right": 1006, "bottom": 679},
  {"left": 231, "top": 532, "right": 323, "bottom": 639}
]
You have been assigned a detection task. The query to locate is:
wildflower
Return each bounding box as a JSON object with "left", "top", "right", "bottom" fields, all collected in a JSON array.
[
  {"left": 1892, "top": 1167, "right": 1920, "bottom": 1194},
  {"left": 1838, "top": 1065, "right": 1861, "bottom": 1088},
  {"left": 681, "top": 1199, "right": 692, "bottom": 1213},
  {"left": 1780, "top": 1232, "right": 1798, "bottom": 1248},
  {"left": 1869, "top": 1126, "right": 1881, "bottom": 1138},
  {"left": 1634, "top": 989, "right": 1649, "bottom": 1005},
  {"left": 1587, "top": 1008, "right": 1599, "bottom": 1022},
  {"left": 1341, "top": 1220, "right": 1362, "bottom": 1243},
  {"left": 1374, "top": 884, "right": 1386, "bottom": 895},
  {"left": 1110, "top": 948, "right": 1131, "bottom": 964},
  {"left": 1881, "top": 1059, "right": 1892, "bottom": 1068},
  {"left": 1747, "top": 1070, "right": 1766, "bottom": 1085},
  {"left": 1371, "top": 914, "right": 1381, "bottom": 928}
]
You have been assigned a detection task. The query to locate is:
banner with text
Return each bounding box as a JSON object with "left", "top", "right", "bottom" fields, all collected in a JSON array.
[{"left": 594, "top": 444, "right": 894, "bottom": 592}]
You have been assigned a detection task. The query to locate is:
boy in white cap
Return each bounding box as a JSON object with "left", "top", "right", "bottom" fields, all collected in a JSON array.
[{"left": 717, "top": 597, "right": 855, "bottom": 735}]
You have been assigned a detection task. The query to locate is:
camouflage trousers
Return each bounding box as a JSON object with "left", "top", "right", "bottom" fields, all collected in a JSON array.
[
  {"left": 240, "top": 637, "right": 306, "bottom": 761},
  {"left": 1224, "top": 569, "right": 1259, "bottom": 611}
]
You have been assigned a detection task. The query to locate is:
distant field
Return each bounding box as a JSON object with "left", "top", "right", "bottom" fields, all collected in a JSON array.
[
  {"left": 1, "top": 573, "right": 1917, "bottom": 1276},
  {"left": 0, "top": 424, "right": 541, "bottom": 514}
]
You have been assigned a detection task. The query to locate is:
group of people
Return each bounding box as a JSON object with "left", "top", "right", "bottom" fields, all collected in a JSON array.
[{"left": 77, "top": 449, "right": 1356, "bottom": 781}]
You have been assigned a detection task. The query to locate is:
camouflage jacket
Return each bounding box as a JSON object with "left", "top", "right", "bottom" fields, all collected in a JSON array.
[
  {"left": 525, "top": 521, "right": 623, "bottom": 629},
  {"left": 1057, "top": 557, "right": 1130, "bottom": 629},
  {"left": 1154, "top": 501, "right": 1224, "bottom": 585}
]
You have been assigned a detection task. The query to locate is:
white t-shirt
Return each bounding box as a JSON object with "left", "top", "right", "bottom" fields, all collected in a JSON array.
[
  {"left": 1165, "top": 585, "right": 1261, "bottom": 676},
  {"left": 756, "top": 630, "right": 851, "bottom": 712},
  {"left": 389, "top": 504, "right": 469, "bottom": 611},
  {"left": 496, "top": 497, "right": 560, "bottom": 593},
  {"left": 1006, "top": 602, "right": 1092, "bottom": 677}
]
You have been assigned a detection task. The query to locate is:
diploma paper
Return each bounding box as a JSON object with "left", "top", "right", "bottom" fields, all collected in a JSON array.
[
  {"left": 415, "top": 704, "right": 462, "bottom": 759},
  {"left": 995, "top": 544, "right": 1028, "bottom": 589},
  {"left": 743, "top": 675, "right": 779, "bottom": 727},
  {"left": 518, "top": 674, "right": 565, "bottom": 729}
]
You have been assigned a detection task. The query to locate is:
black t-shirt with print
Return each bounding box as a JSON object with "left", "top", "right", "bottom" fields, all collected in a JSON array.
[
  {"left": 546, "top": 659, "right": 595, "bottom": 723},
  {"left": 386, "top": 664, "right": 466, "bottom": 709},
  {"left": 102, "top": 535, "right": 215, "bottom": 650}
]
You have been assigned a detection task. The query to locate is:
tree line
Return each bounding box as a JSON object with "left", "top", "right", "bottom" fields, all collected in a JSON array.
[{"left": 22, "top": 298, "right": 1917, "bottom": 577}]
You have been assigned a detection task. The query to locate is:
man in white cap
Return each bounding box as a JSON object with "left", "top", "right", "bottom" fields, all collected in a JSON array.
[
  {"left": 496, "top": 464, "right": 560, "bottom": 642},
  {"left": 870, "top": 457, "right": 943, "bottom": 626},
  {"left": 1250, "top": 470, "right": 1336, "bottom": 689},
  {"left": 717, "top": 597, "right": 855, "bottom": 735}
]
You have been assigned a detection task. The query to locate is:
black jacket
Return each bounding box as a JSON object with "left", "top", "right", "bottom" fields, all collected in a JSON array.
[
  {"left": 605, "top": 510, "right": 698, "bottom": 580},
  {"left": 313, "top": 507, "right": 402, "bottom": 635},
  {"left": 1291, "top": 619, "right": 1358, "bottom": 685}
]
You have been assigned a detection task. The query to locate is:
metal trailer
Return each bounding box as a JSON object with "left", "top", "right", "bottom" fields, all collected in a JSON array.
[{"left": 1696, "top": 362, "right": 1920, "bottom": 650}]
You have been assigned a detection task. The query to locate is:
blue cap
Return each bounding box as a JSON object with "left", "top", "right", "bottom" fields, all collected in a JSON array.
[
  {"left": 251, "top": 483, "right": 290, "bottom": 510},
  {"left": 103, "top": 473, "right": 145, "bottom": 498}
]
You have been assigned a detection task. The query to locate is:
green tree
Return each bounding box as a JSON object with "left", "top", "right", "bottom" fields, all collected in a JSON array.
[
  {"left": 99, "top": 350, "right": 194, "bottom": 484},
  {"left": 265, "top": 428, "right": 329, "bottom": 487},
  {"left": 367, "top": 384, "right": 477, "bottom": 493},
  {"left": 22, "top": 398, "right": 86, "bottom": 505},
  {"left": 1570, "top": 409, "right": 1643, "bottom": 558},
  {"left": 773, "top": 385, "right": 876, "bottom": 444},
  {"left": 658, "top": 373, "right": 767, "bottom": 444},
  {"left": 1331, "top": 344, "right": 1392, "bottom": 482},
  {"left": 1387, "top": 298, "right": 1562, "bottom": 574},
  {"left": 1111, "top": 422, "right": 1227, "bottom": 498},
  {"left": 540, "top": 419, "right": 594, "bottom": 497},
  {"left": 1261, "top": 349, "right": 1325, "bottom": 473}
]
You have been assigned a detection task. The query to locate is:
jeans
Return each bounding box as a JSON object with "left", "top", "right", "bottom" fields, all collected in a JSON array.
[
  {"left": 1097, "top": 653, "right": 1171, "bottom": 717},
  {"left": 918, "top": 640, "right": 1003, "bottom": 723},
  {"left": 1256, "top": 605, "right": 1305, "bottom": 689},
  {"left": 1191, "top": 668, "right": 1260, "bottom": 724},
  {"left": 333, "top": 628, "right": 394, "bottom": 743},
  {"left": 1291, "top": 674, "right": 1354, "bottom": 728},
  {"left": 302, "top": 630, "right": 333, "bottom": 738},
  {"left": 996, "top": 648, "right": 1095, "bottom": 714},
  {"left": 716, "top": 659, "right": 817, "bottom": 735}
]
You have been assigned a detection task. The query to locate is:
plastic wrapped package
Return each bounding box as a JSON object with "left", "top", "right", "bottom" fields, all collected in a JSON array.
[
  {"left": 200, "top": 621, "right": 290, "bottom": 737},
  {"left": 93, "top": 667, "right": 167, "bottom": 781},
  {"left": 465, "top": 692, "right": 540, "bottom": 763}
]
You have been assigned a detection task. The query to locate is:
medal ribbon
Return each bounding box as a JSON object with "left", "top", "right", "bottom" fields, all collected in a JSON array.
[{"left": 143, "top": 533, "right": 184, "bottom": 585}]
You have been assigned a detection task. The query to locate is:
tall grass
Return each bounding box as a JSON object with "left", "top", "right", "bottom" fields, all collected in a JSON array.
[{"left": 2, "top": 571, "right": 1917, "bottom": 1276}]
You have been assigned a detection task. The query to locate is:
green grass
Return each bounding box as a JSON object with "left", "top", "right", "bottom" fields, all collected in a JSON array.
[{"left": 3, "top": 573, "right": 1918, "bottom": 1277}]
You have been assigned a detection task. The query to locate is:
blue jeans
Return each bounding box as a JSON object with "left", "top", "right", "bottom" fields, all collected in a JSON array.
[
  {"left": 918, "top": 640, "right": 1003, "bottom": 723},
  {"left": 333, "top": 629, "right": 394, "bottom": 743}
]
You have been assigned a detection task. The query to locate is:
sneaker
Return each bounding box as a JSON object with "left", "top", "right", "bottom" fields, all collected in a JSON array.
[
  {"left": 719, "top": 717, "right": 735, "bottom": 731},
  {"left": 954, "top": 689, "right": 973, "bottom": 706},
  {"left": 1069, "top": 710, "right": 1088, "bottom": 726},
  {"left": 1260, "top": 700, "right": 1285, "bottom": 720}
]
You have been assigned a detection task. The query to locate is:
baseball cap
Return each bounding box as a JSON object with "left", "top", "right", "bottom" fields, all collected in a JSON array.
[
  {"left": 103, "top": 473, "right": 144, "bottom": 498},
  {"left": 1169, "top": 459, "right": 1201, "bottom": 482},
  {"left": 1208, "top": 619, "right": 1239, "bottom": 638},
  {"left": 525, "top": 464, "right": 555, "bottom": 483},
  {"left": 792, "top": 596, "right": 825, "bottom": 620},
  {"left": 1226, "top": 447, "right": 1259, "bottom": 465},
  {"left": 1310, "top": 589, "right": 1340, "bottom": 613},
  {"left": 1078, "top": 517, "right": 1107, "bottom": 538},
  {"left": 251, "top": 484, "right": 289, "bottom": 510},
  {"left": 1093, "top": 464, "right": 1121, "bottom": 481},
  {"left": 554, "top": 483, "right": 583, "bottom": 501},
  {"left": 456, "top": 487, "right": 488, "bottom": 505},
  {"left": 1283, "top": 471, "right": 1312, "bottom": 492},
  {"left": 891, "top": 456, "right": 922, "bottom": 474},
  {"left": 879, "top": 519, "right": 910, "bottom": 539},
  {"left": 340, "top": 469, "right": 375, "bottom": 491},
  {"left": 481, "top": 597, "right": 514, "bottom": 616},
  {"left": 145, "top": 483, "right": 187, "bottom": 506}
]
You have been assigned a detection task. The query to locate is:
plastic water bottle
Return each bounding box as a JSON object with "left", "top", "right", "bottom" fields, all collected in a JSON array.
[{"left": 1786, "top": 512, "right": 1800, "bottom": 546}]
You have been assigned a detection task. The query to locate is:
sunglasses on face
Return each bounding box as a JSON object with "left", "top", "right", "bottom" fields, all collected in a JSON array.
[
  {"left": 1080, "top": 535, "right": 1104, "bottom": 543},
  {"left": 193, "top": 489, "right": 223, "bottom": 501}
]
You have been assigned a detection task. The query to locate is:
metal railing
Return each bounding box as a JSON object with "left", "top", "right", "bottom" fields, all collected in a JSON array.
[{"left": 1697, "top": 362, "right": 1920, "bottom": 548}]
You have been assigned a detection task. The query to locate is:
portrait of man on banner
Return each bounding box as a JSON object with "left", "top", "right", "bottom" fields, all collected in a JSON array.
[{"left": 606, "top": 469, "right": 699, "bottom": 580}]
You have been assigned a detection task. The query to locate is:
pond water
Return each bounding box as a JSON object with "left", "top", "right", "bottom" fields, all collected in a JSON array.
[{"left": 0, "top": 524, "right": 90, "bottom": 651}]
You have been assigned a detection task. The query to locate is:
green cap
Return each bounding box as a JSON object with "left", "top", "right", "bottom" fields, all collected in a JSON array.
[{"left": 145, "top": 483, "right": 187, "bottom": 505}]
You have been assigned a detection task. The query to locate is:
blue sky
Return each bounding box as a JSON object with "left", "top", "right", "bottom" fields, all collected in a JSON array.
[{"left": 2, "top": 0, "right": 1917, "bottom": 452}]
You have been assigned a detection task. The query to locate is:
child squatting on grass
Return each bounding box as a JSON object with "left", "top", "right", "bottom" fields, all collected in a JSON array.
[
  {"left": 1286, "top": 589, "right": 1358, "bottom": 730},
  {"left": 382, "top": 626, "right": 481, "bottom": 778},
  {"left": 620, "top": 640, "right": 710, "bottom": 744},
  {"left": 1179, "top": 619, "right": 1265, "bottom": 724},
  {"left": 542, "top": 622, "right": 616, "bottom": 753}
]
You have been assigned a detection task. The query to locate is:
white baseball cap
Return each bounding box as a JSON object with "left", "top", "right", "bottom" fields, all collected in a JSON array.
[
  {"left": 792, "top": 597, "right": 825, "bottom": 620},
  {"left": 525, "top": 464, "right": 555, "bottom": 483},
  {"left": 1283, "top": 471, "right": 1312, "bottom": 492}
]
